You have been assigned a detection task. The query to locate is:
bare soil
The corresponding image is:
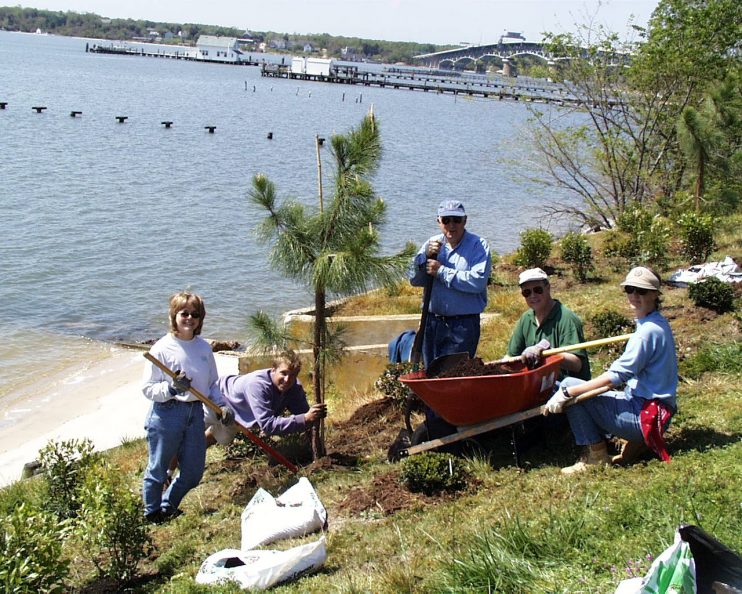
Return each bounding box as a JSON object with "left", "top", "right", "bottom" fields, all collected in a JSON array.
[{"left": 437, "top": 357, "right": 521, "bottom": 378}]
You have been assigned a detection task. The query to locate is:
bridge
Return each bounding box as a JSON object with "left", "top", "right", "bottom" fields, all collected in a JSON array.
[{"left": 414, "top": 40, "right": 626, "bottom": 75}]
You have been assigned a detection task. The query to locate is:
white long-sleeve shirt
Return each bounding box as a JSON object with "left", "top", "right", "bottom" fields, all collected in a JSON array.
[{"left": 142, "top": 333, "right": 221, "bottom": 404}]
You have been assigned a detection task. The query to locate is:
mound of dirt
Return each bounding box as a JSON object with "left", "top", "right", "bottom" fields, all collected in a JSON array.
[
  {"left": 437, "top": 357, "right": 520, "bottom": 378},
  {"left": 335, "top": 470, "right": 448, "bottom": 517},
  {"left": 325, "top": 397, "right": 407, "bottom": 459}
]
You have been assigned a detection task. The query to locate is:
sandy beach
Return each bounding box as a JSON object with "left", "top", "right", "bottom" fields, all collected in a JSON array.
[{"left": 0, "top": 346, "right": 239, "bottom": 487}]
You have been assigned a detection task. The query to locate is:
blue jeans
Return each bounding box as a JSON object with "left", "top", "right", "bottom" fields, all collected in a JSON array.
[
  {"left": 142, "top": 399, "right": 206, "bottom": 516},
  {"left": 422, "top": 314, "right": 480, "bottom": 369},
  {"left": 560, "top": 377, "right": 645, "bottom": 446}
]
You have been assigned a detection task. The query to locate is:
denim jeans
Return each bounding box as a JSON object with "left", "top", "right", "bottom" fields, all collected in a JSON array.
[
  {"left": 142, "top": 399, "right": 206, "bottom": 516},
  {"left": 422, "top": 314, "right": 480, "bottom": 369},
  {"left": 560, "top": 377, "right": 645, "bottom": 446}
]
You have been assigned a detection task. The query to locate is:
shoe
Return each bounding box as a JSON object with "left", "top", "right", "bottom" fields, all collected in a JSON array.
[
  {"left": 561, "top": 442, "right": 610, "bottom": 475},
  {"left": 160, "top": 508, "right": 183, "bottom": 522},
  {"left": 611, "top": 440, "right": 649, "bottom": 466},
  {"left": 145, "top": 510, "right": 165, "bottom": 524}
]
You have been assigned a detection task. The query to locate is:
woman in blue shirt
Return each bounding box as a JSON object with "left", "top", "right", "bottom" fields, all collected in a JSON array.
[{"left": 543, "top": 266, "right": 678, "bottom": 474}]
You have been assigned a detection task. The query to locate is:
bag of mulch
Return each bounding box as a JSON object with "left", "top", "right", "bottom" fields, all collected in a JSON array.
[
  {"left": 615, "top": 530, "right": 696, "bottom": 594},
  {"left": 195, "top": 537, "right": 326, "bottom": 591},
  {"left": 241, "top": 477, "right": 327, "bottom": 551}
]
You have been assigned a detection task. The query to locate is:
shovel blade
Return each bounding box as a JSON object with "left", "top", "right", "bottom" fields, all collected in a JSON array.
[{"left": 427, "top": 351, "right": 470, "bottom": 377}]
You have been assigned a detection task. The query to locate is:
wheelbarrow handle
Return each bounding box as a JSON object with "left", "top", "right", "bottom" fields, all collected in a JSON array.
[
  {"left": 494, "top": 333, "right": 633, "bottom": 364},
  {"left": 143, "top": 353, "right": 299, "bottom": 474}
]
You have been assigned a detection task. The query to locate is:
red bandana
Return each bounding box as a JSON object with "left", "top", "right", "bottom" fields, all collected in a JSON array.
[{"left": 640, "top": 399, "right": 673, "bottom": 462}]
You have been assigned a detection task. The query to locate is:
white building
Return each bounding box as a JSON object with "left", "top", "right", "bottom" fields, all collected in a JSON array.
[{"left": 195, "top": 36, "right": 243, "bottom": 62}]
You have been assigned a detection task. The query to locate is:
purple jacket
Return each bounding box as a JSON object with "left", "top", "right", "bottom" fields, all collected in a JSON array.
[{"left": 217, "top": 369, "right": 309, "bottom": 435}]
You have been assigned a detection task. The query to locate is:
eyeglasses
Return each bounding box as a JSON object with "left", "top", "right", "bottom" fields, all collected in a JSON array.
[
  {"left": 440, "top": 216, "right": 464, "bottom": 225},
  {"left": 178, "top": 311, "right": 201, "bottom": 318},
  {"left": 521, "top": 286, "right": 545, "bottom": 298},
  {"left": 624, "top": 286, "right": 649, "bottom": 295}
]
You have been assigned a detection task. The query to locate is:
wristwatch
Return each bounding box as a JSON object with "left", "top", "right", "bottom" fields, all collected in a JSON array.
[{"left": 561, "top": 384, "right": 573, "bottom": 399}]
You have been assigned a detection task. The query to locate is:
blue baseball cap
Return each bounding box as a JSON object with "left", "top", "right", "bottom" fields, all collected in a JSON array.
[{"left": 437, "top": 200, "right": 466, "bottom": 217}]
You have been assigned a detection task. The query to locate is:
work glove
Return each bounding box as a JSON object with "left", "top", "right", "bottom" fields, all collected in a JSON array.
[
  {"left": 219, "top": 406, "right": 235, "bottom": 426},
  {"left": 521, "top": 339, "right": 551, "bottom": 369},
  {"left": 543, "top": 386, "right": 571, "bottom": 416},
  {"left": 171, "top": 371, "right": 192, "bottom": 394}
]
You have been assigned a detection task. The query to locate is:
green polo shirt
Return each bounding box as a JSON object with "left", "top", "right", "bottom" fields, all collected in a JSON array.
[{"left": 507, "top": 300, "right": 591, "bottom": 381}]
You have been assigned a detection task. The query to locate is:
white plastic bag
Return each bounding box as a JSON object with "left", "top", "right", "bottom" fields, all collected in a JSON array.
[
  {"left": 241, "top": 477, "right": 328, "bottom": 551},
  {"left": 195, "top": 536, "right": 326, "bottom": 591},
  {"left": 615, "top": 531, "right": 696, "bottom": 594}
]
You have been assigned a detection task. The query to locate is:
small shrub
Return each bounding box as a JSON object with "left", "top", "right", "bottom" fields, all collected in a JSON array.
[
  {"left": 0, "top": 502, "right": 70, "bottom": 593},
  {"left": 677, "top": 212, "right": 715, "bottom": 264},
  {"left": 589, "top": 310, "right": 633, "bottom": 338},
  {"left": 560, "top": 232, "right": 594, "bottom": 282},
  {"left": 38, "top": 438, "right": 98, "bottom": 520},
  {"left": 374, "top": 362, "right": 414, "bottom": 405},
  {"left": 515, "top": 228, "right": 553, "bottom": 268},
  {"left": 612, "top": 205, "right": 671, "bottom": 270},
  {"left": 400, "top": 452, "right": 470, "bottom": 495},
  {"left": 77, "top": 462, "right": 152, "bottom": 586},
  {"left": 688, "top": 277, "right": 735, "bottom": 313}
]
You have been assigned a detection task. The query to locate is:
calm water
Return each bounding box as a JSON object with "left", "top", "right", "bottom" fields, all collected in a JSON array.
[{"left": 0, "top": 31, "right": 578, "bottom": 398}]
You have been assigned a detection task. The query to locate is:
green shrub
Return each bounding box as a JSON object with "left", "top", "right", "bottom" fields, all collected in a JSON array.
[
  {"left": 515, "top": 228, "right": 553, "bottom": 268},
  {"left": 677, "top": 212, "right": 715, "bottom": 264},
  {"left": 680, "top": 341, "right": 742, "bottom": 379},
  {"left": 38, "top": 438, "right": 98, "bottom": 520},
  {"left": 400, "top": 452, "right": 470, "bottom": 495},
  {"left": 374, "top": 362, "right": 414, "bottom": 405},
  {"left": 77, "top": 462, "right": 152, "bottom": 586},
  {"left": 589, "top": 310, "right": 634, "bottom": 338},
  {"left": 560, "top": 232, "right": 594, "bottom": 282},
  {"left": 611, "top": 205, "right": 671, "bottom": 270},
  {"left": 688, "top": 277, "right": 735, "bottom": 313},
  {"left": 0, "top": 502, "right": 70, "bottom": 593}
]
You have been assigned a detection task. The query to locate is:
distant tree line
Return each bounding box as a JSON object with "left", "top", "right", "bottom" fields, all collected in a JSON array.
[{"left": 0, "top": 6, "right": 443, "bottom": 62}]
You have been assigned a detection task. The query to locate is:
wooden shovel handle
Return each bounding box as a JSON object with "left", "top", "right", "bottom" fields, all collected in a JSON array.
[
  {"left": 144, "top": 353, "right": 299, "bottom": 474},
  {"left": 495, "top": 333, "right": 633, "bottom": 364}
]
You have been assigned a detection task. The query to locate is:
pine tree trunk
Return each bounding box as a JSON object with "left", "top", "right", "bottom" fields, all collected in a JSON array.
[{"left": 311, "top": 288, "right": 326, "bottom": 459}]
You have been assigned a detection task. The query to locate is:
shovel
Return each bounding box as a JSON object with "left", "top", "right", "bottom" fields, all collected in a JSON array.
[
  {"left": 427, "top": 333, "right": 634, "bottom": 377},
  {"left": 144, "top": 353, "right": 299, "bottom": 474}
]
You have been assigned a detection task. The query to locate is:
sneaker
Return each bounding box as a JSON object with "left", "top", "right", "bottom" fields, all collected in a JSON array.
[
  {"left": 161, "top": 508, "right": 183, "bottom": 522},
  {"left": 145, "top": 510, "right": 165, "bottom": 524},
  {"left": 561, "top": 443, "right": 610, "bottom": 475}
]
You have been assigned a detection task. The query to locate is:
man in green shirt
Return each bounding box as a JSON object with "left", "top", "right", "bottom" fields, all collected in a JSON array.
[{"left": 507, "top": 268, "right": 591, "bottom": 381}]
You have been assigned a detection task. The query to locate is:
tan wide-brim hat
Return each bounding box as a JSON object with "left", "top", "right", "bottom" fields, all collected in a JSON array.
[{"left": 620, "top": 266, "right": 661, "bottom": 291}]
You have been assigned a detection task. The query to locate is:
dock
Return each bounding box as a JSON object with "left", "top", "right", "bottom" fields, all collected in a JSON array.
[{"left": 261, "top": 63, "right": 579, "bottom": 105}]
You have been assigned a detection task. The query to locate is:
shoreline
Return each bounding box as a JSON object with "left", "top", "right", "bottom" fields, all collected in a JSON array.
[{"left": 0, "top": 344, "right": 239, "bottom": 487}]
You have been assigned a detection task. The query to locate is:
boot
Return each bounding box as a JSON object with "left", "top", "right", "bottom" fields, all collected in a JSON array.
[
  {"left": 561, "top": 441, "right": 610, "bottom": 475},
  {"left": 611, "top": 440, "right": 649, "bottom": 466}
]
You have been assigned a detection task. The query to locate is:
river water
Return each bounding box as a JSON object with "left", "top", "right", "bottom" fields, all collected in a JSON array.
[{"left": 0, "top": 31, "right": 579, "bottom": 405}]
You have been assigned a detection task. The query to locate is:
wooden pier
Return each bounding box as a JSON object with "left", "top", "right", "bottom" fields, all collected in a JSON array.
[{"left": 261, "top": 63, "right": 578, "bottom": 105}]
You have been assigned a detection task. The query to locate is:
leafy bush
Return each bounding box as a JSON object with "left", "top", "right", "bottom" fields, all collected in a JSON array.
[
  {"left": 400, "top": 452, "right": 470, "bottom": 495},
  {"left": 688, "top": 277, "right": 735, "bottom": 313},
  {"left": 374, "top": 362, "right": 414, "bottom": 405},
  {"left": 611, "top": 206, "right": 671, "bottom": 270},
  {"left": 677, "top": 212, "right": 715, "bottom": 264},
  {"left": 589, "top": 310, "right": 633, "bottom": 338},
  {"left": 560, "top": 232, "right": 594, "bottom": 282},
  {"left": 77, "top": 462, "right": 152, "bottom": 585},
  {"left": 38, "top": 438, "right": 98, "bottom": 520},
  {"left": 515, "top": 228, "right": 553, "bottom": 268},
  {"left": 0, "top": 502, "right": 70, "bottom": 593},
  {"left": 680, "top": 341, "right": 742, "bottom": 379}
]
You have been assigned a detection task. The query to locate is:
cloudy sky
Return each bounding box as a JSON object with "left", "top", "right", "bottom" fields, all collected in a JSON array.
[{"left": 19, "top": 0, "right": 660, "bottom": 44}]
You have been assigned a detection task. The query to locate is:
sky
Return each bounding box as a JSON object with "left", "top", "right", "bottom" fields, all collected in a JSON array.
[{"left": 16, "top": 0, "right": 661, "bottom": 45}]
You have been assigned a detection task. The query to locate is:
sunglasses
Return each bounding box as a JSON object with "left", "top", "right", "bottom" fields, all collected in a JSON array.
[
  {"left": 521, "top": 286, "right": 545, "bottom": 298},
  {"left": 440, "top": 216, "right": 464, "bottom": 225},
  {"left": 624, "top": 286, "right": 649, "bottom": 295},
  {"left": 178, "top": 311, "right": 201, "bottom": 318}
]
